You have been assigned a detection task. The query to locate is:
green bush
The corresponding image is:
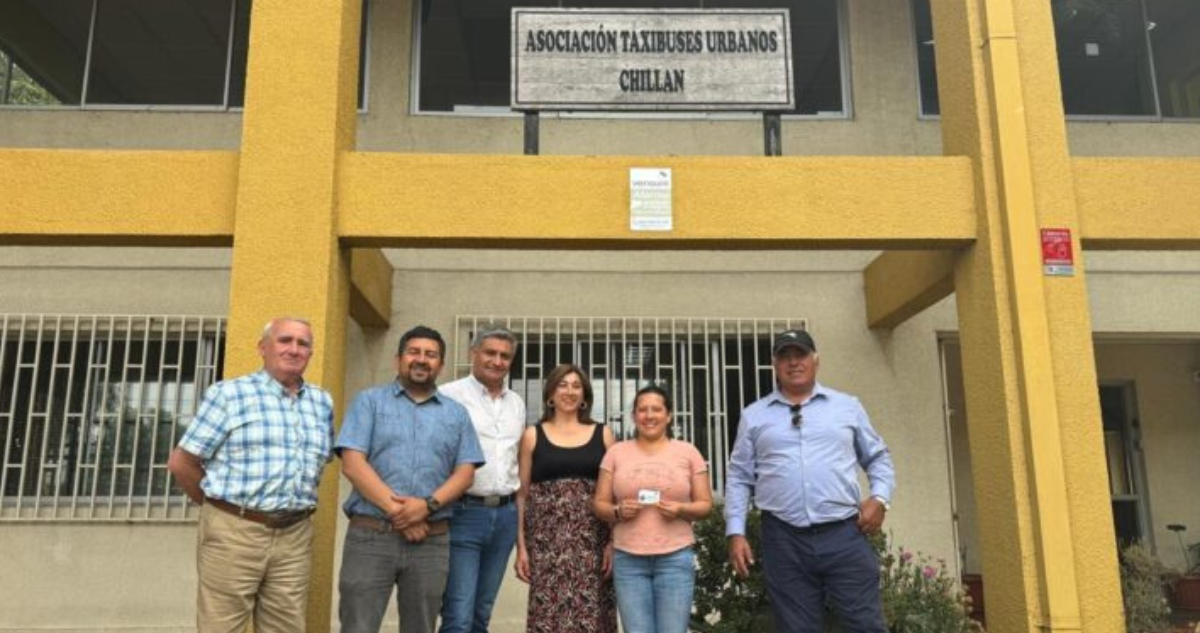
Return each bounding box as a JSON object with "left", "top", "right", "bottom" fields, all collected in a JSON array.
[
  {"left": 873, "top": 531, "right": 982, "bottom": 633},
  {"left": 1118, "top": 542, "right": 1172, "bottom": 633},
  {"left": 691, "top": 505, "right": 983, "bottom": 633},
  {"left": 691, "top": 507, "right": 771, "bottom": 633}
]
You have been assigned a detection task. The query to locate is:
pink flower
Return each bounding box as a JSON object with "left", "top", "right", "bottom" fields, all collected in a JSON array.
[
  {"left": 923, "top": 566, "right": 937, "bottom": 579},
  {"left": 901, "top": 551, "right": 914, "bottom": 562}
]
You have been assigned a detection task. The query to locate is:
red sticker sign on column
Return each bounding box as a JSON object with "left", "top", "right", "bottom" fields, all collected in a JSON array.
[{"left": 1041, "top": 228, "right": 1075, "bottom": 276}]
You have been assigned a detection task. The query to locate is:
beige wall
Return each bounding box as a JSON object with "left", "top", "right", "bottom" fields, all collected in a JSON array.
[
  {"left": 1094, "top": 342, "right": 1200, "bottom": 572},
  {"left": 0, "top": 524, "right": 197, "bottom": 633},
  {"left": 0, "top": 247, "right": 231, "bottom": 314}
]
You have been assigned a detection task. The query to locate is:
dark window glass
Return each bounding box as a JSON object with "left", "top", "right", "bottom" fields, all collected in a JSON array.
[
  {"left": 707, "top": 0, "right": 844, "bottom": 115},
  {"left": 1146, "top": 0, "right": 1200, "bottom": 118},
  {"left": 0, "top": 0, "right": 91, "bottom": 105},
  {"left": 226, "top": 0, "right": 251, "bottom": 107},
  {"left": 86, "top": 0, "right": 234, "bottom": 105},
  {"left": 358, "top": 0, "right": 369, "bottom": 109},
  {"left": 417, "top": 0, "right": 845, "bottom": 115},
  {"left": 1053, "top": 0, "right": 1157, "bottom": 116},
  {"left": 0, "top": 50, "right": 63, "bottom": 106},
  {"left": 912, "top": 0, "right": 938, "bottom": 116},
  {"left": 913, "top": 0, "right": 1162, "bottom": 117},
  {"left": 418, "top": 0, "right": 555, "bottom": 113}
]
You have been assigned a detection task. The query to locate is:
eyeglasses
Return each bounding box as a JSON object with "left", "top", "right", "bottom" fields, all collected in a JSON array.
[{"left": 790, "top": 404, "right": 803, "bottom": 428}]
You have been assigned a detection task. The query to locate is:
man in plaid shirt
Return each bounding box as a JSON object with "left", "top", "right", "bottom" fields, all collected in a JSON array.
[{"left": 168, "top": 317, "right": 335, "bottom": 633}]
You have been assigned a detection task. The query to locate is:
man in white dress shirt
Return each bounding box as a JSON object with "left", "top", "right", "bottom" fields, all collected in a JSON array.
[{"left": 438, "top": 324, "right": 527, "bottom": 633}]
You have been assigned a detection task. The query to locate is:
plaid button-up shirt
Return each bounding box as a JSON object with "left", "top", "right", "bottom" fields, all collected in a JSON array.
[{"left": 178, "top": 370, "right": 334, "bottom": 512}]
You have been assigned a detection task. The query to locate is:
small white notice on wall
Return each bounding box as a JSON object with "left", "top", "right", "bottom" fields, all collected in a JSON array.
[{"left": 630, "top": 168, "right": 672, "bottom": 231}]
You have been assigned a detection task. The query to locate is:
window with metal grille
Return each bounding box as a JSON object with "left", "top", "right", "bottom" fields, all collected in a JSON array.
[
  {"left": 0, "top": 315, "right": 224, "bottom": 521},
  {"left": 453, "top": 316, "right": 806, "bottom": 497}
]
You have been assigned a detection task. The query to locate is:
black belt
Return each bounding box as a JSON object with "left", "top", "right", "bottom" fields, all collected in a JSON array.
[
  {"left": 462, "top": 493, "right": 516, "bottom": 507},
  {"left": 766, "top": 512, "right": 857, "bottom": 536}
]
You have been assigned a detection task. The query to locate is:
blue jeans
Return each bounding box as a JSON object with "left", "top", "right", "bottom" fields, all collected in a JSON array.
[
  {"left": 760, "top": 512, "right": 886, "bottom": 633},
  {"left": 438, "top": 500, "right": 518, "bottom": 633},
  {"left": 612, "top": 546, "right": 695, "bottom": 633}
]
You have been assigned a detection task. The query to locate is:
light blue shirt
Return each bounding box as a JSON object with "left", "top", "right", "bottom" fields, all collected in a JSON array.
[
  {"left": 725, "top": 383, "right": 895, "bottom": 535},
  {"left": 178, "top": 370, "right": 334, "bottom": 512},
  {"left": 336, "top": 381, "right": 485, "bottom": 522}
]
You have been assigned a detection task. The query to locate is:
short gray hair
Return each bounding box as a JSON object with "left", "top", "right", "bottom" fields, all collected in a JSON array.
[
  {"left": 470, "top": 323, "right": 517, "bottom": 350},
  {"left": 261, "top": 317, "right": 314, "bottom": 343}
]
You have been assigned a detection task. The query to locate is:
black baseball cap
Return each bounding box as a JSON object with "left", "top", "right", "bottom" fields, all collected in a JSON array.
[{"left": 772, "top": 329, "right": 816, "bottom": 356}]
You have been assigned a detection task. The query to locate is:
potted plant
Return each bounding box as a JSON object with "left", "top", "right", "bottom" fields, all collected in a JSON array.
[{"left": 1166, "top": 524, "right": 1200, "bottom": 611}]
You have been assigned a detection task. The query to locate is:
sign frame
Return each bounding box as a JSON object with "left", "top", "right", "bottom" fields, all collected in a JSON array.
[{"left": 511, "top": 8, "right": 795, "bottom": 112}]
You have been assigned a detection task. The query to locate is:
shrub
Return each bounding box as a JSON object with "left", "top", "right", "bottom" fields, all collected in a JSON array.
[
  {"left": 1119, "top": 542, "right": 1172, "bottom": 633},
  {"left": 872, "top": 531, "right": 982, "bottom": 633},
  {"left": 691, "top": 507, "right": 771, "bottom": 633}
]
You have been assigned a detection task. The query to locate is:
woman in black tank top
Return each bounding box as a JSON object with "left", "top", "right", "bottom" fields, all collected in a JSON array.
[
  {"left": 516, "top": 364, "right": 617, "bottom": 633},
  {"left": 530, "top": 420, "right": 608, "bottom": 483}
]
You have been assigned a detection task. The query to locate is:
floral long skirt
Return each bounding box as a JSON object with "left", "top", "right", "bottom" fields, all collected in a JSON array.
[{"left": 525, "top": 477, "right": 617, "bottom": 633}]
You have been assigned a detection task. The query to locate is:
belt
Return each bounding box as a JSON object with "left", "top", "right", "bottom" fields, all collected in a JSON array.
[
  {"left": 205, "top": 497, "right": 314, "bottom": 530},
  {"left": 765, "top": 512, "right": 857, "bottom": 536},
  {"left": 792, "top": 515, "right": 858, "bottom": 536},
  {"left": 349, "top": 515, "right": 450, "bottom": 536},
  {"left": 462, "top": 493, "right": 516, "bottom": 507}
]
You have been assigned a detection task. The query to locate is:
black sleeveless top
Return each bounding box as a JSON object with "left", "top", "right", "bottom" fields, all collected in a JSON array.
[{"left": 530, "top": 423, "right": 607, "bottom": 484}]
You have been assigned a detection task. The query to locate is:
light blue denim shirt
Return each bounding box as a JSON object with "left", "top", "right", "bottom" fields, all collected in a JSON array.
[
  {"left": 725, "top": 383, "right": 895, "bottom": 536},
  {"left": 337, "top": 381, "right": 485, "bottom": 522}
]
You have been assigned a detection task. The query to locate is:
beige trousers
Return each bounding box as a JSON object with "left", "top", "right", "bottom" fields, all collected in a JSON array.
[{"left": 196, "top": 504, "right": 314, "bottom": 633}]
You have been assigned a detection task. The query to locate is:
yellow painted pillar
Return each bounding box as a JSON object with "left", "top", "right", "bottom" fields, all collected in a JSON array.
[
  {"left": 227, "top": 1, "right": 362, "bottom": 631},
  {"left": 932, "top": 0, "right": 1123, "bottom": 631}
]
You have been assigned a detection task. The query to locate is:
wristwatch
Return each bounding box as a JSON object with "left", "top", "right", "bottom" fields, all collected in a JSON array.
[
  {"left": 872, "top": 495, "right": 891, "bottom": 512},
  {"left": 425, "top": 496, "right": 442, "bottom": 514}
]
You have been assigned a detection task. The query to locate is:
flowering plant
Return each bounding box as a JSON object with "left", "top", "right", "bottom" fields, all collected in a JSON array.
[{"left": 871, "top": 532, "right": 984, "bottom": 633}]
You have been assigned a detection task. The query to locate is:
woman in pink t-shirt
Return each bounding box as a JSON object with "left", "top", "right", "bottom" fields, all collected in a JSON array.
[{"left": 593, "top": 385, "right": 713, "bottom": 633}]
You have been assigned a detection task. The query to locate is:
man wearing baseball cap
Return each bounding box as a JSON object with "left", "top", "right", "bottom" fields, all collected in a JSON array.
[{"left": 724, "top": 329, "right": 895, "bottom": 633}]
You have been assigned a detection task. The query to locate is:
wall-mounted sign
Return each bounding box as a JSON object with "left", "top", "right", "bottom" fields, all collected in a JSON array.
[
  {"left": 512, "top": 8, "right": 794, "bottom": 111},
  {"left": 630, "top": 168, "right": 672, "bottom": 231},
  {"left": 1041, "top": 228, "right": 1075, "bottom": 276}
]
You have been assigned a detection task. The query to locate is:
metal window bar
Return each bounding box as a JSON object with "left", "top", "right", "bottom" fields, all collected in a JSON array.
[
  {"left": 0, "top": 315, "right": 225, "bottom": 521},
  {"left": 453, "top": 316, "right": 806, "bottom": 498}
]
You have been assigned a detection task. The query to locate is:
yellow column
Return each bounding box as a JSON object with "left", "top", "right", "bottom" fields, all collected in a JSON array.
[
  {"left": 227, "top": 1, "right": 361, "bottom": 631},
  {"left": 932, "top": 0, "right": 1123, "bottom": 631}
]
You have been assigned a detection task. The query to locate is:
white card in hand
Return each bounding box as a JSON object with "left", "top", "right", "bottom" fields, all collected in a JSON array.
[{"left": 637, "top": 489, "right": 661, "bottom": 505}]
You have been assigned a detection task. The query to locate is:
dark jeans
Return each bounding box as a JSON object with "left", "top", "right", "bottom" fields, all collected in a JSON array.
[{"left": 760, "top": 512, "right": 886, "bottom": 633}]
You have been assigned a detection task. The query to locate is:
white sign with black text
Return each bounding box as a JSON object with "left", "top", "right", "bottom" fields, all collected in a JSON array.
[
  {"left": 630, "top": 168, "right": 672, "bottom": 231},
  {"left": 512, "top": 8, "right": 794, "bottom": 111}
]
